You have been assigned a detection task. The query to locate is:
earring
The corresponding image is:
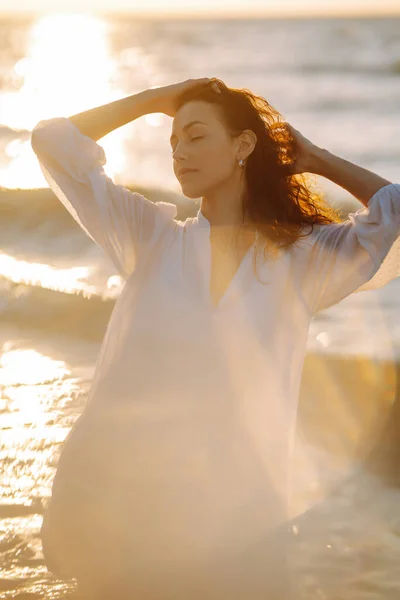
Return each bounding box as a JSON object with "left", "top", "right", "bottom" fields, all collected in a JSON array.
[{"left": 239, "top": 159, "right": 244, "bottom": 167}]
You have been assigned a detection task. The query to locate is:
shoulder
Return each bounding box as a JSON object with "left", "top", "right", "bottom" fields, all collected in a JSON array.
[
  {"left": 288, "top": 224, "right": 323, "bottom": 256},
  {"left": 291, "top": 221, "right": 347, "bottom": 253}
]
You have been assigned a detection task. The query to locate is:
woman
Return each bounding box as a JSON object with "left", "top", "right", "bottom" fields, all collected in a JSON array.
[{"left": 31, "top": 77, "right": 400, "bottom": 599}]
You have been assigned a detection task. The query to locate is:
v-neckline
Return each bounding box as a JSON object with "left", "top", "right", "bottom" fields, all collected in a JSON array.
[
  {"left": 193, "top": 208, "right": 258, "bottom": 313},
  {"left": 209, "top": 240, "right": 255, "bottom": 311}
]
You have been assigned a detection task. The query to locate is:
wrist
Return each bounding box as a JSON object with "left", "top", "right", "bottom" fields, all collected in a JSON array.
[
  {"left": 135, "top": 88, "right": 163, "bottom": 114},
  {"left": 306, "top": 145, "right": 330, "bottom": 175}
]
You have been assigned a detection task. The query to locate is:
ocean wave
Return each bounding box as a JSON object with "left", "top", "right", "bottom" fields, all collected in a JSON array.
[
  {"left": 0, "top": 185, "right": 190, "bottom": 238},
  {"left": 0, "top": 276, "right": 115, "bottom": 342}
]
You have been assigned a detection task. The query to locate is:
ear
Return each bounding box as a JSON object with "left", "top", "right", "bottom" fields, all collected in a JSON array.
[{"left": 239, "top": 129, "right": 257, "bottom": 157}]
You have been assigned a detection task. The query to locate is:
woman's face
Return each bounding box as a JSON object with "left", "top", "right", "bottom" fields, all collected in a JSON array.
[{"left": 171, "top": 100, "right": 239, "bottom": 199}]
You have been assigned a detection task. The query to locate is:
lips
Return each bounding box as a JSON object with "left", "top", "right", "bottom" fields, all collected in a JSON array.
[{"left": 178, "top": 169, "right": 198, "bottom": 178}]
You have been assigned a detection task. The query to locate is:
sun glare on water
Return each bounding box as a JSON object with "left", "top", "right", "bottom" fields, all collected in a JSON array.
[{"left": 0, "top": 13, "right": 151, "bottom": 189}]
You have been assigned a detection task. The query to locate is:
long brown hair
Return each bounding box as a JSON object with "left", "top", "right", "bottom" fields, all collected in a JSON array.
[{"left": 175, "top": 79, "right": 343, "bottom": 282}]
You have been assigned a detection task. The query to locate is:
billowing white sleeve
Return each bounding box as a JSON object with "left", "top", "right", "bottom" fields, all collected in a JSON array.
[
  {"left": 300, "top": 183, "right": 400, "bottom": 314},
  {"left": 31, "top": 117, "right": 177, "bottom": 280}
]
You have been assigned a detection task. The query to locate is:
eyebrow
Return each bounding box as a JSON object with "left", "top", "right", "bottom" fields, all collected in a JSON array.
[{"left": 170, "top": 121, "right": 207, "bottom": 145}]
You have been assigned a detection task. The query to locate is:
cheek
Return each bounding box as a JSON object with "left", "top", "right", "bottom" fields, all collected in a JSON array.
[
  {"left": 209, "top": 155, "right": 232, "bottom": 179},
  {"left": 202, "top": 144, "right": 230, "bottom": 172}
]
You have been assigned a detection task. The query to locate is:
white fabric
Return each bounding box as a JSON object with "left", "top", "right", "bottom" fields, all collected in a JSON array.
[
  {"left": 297, "top": 184, "right": 400, "bottom": 312},
  {"left": 31, "top": 117, "right": 400, "bottom": 580}
]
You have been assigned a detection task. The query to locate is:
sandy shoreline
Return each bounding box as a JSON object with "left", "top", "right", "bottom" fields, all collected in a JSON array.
[
  {"left": 300, "top": 351, "right": 399, "bottom": 471},
  {"left": 290, "top": 350, "right": 399, "bottom": 517},
  {"left": 1, "top": 329, "right": 400, "bottom": 599}
]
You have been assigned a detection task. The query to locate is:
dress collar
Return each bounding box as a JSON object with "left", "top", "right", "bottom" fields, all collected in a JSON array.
[
  {"left": 194, "top": 206, "right": 260, "bottom": 242},
  {"left": 195, "top": 207, "right": 211, "bottom": 233}
]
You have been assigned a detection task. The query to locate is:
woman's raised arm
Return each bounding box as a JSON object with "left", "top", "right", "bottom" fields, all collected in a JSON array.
[
  {"left": 67, "top": 78, "right": 221, "bottom": 141},
  {"left": 67, "top": 88, "right": 162, "bottom": 142}
]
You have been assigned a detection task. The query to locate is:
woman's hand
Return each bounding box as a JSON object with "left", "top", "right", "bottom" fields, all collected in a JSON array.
[
  {"left": 285, "top": 123, "right": 321, "bottom": 175},
  {"left": 149, "top": 78, "right": 222, "bottom": 118}
]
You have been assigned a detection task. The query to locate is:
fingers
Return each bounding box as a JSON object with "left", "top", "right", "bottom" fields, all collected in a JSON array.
[
  {"left": 196, "top": 77, "right": 222, "bottom": 94},
  {"left": 209, "top": 77, "right": 223, "bottom": 93},
  {"left": 208, "top": 78, "right": 222, "bottom": 94}
]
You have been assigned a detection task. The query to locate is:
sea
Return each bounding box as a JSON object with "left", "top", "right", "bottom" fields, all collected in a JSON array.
[{"left": 0, "top": 12, "right": 400, "bottom": 599}]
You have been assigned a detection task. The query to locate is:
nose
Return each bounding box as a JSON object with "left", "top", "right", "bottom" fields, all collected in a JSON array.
[
  {"left": 172, "top": 146, "right": 183, "bottom": 163},
  {"left": 172, "top": 140, "right": 191, "bottom": 163}
]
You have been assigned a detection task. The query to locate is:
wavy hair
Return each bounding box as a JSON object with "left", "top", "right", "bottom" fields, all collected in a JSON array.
[{"left": 174, "top": 78, "right": 343, "bottom": 282}]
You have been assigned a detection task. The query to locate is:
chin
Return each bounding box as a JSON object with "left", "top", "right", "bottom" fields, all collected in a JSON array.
[{"left": 180, "top": 183, "right": 204, "bottom": 199}]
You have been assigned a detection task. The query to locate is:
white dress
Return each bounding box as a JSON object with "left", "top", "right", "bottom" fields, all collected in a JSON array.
[{"left": 31, "top": 117, "right": 400, "bottom": 597}]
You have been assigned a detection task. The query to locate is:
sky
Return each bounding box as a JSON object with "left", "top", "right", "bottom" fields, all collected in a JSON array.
[{"left": 0, "top": 0, "right": 399, "bottom": 17}]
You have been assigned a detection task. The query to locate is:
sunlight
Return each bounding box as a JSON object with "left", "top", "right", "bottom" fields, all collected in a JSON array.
[
  {"left": 0, "top": 13, "right": 140, "bottom": 189},
  {"left": 0, "top": 347, "right": 73, "bottom": 430},
  {"left": 0, "top": 346, "right": 78, "bottom": 502},
  {"left": 145, "top": 112, "right": 164, "bottom": 129},
  {"left": 0, "top": 348, "right": 67, "bottom": 387},
  {"left": 0, "top": 253, "right": 97, "bottom": 296}
]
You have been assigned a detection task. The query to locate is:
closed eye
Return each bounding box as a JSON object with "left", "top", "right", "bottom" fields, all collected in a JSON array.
[{"left": 171, "top": 136, "right": 204, "bottom": 153}]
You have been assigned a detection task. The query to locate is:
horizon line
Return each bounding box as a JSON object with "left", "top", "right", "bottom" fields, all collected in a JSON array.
[{"left": 0, "top": 8, "right": 399, "bottom": 19}]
